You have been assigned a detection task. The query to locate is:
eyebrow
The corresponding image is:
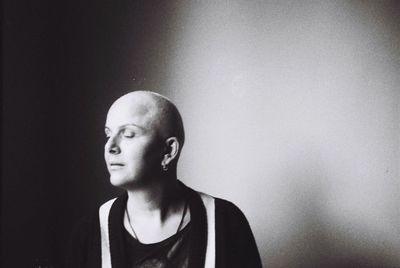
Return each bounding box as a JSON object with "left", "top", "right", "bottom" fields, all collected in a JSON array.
[{"left": 104, "top": 123, "right": 145, "bottom": 131}]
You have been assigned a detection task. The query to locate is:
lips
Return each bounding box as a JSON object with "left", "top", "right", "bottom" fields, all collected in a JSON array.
[{"left": 108, "top": 162, "right": 125, "bottom": 170}]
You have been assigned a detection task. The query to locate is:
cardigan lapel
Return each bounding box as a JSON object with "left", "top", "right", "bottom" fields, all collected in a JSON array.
[
  {"left": 108, "top": 192, "right": 129, "bottom": 268},
  {"left": 183, "top": 184, "right": 208, "bottom": 268},
  {"left": 103, "top": 183, "right": 210, "bottom": 268}
]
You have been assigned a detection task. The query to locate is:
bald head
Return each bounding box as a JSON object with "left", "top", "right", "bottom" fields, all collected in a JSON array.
[
  {"left": 107, "top": 90, "right": 185, "bottom": 147},
  {"left": 104, "top": 91, "right": 185, "bottom": 185}
]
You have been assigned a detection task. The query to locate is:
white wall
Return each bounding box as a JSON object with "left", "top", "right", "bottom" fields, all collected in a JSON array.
[{"left": 161, "top": 1, "right": 400, "bottom": 266}]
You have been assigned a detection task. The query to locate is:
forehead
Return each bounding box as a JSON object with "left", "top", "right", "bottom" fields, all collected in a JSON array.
[{"left": 105, "top": 96, "right": 158, "bottom": 129}]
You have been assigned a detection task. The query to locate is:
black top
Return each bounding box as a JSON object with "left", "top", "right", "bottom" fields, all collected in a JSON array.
[
  {"left": 65, "top": 182, "right": 262, "bottom": 268},
  {"left": 123, "top": 223, "right": 191, "bottom": 268}
]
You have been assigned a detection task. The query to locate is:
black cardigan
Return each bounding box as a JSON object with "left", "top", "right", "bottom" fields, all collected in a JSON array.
[{"left": 66, "top": 185, "right": 262, "bottom": 268}]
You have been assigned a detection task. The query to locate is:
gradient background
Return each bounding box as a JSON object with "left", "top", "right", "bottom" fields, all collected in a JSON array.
[{"left": 2, "top": 0, "right": 400, "bottom": 267}]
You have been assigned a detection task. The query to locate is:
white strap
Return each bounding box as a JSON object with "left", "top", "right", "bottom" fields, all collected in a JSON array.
[
  {"left": 99, "top": 193, "right": 216, "bottom": 268},
  {"left": 199, "top": 192, "right": 216, "bottom": 268},
  {"left": 99, "top": 198, "right": 117, "bottom": 268}
]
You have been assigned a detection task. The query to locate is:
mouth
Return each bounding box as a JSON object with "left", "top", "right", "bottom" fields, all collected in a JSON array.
[{"left": 109, "top": 163, "right": 125, "bottom": 170}]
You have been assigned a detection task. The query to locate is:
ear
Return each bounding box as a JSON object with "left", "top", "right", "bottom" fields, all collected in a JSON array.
[{"left": 162, "top": 137, "right": 180, "bottom": 166}]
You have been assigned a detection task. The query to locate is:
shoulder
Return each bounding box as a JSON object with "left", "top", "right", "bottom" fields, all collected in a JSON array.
[
  {"left": 99, "top": 197, "right": 118, "bottom": 222},
  {"left": 211, "top": 197, "right": 263, "bottom": 268},
  {"left": 212, "top": 197, "right": 254, "bottom": 242},
  {"left": 66, "top": 197, "right": 120, "bottom": 255},
  {"left": 189, "top": 187, "right": 249, "bottom": 224},
  {"left": 214, "top": 197, "right": 243, "bottom": 213},
  {"left": 194, "top": 190, "right": 252, "bottom": 232},
  {"left": 214, "top": 197, "right": 249, "bottom": 223}
]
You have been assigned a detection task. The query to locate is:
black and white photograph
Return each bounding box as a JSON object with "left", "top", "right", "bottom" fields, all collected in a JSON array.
[{"left": 2, "top": 1, "right": 400, "bottom": 267}]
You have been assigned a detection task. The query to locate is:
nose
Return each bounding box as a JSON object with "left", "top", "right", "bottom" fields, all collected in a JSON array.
[{"left": 105, "top": 135, "right": 121, "bottom": 155}]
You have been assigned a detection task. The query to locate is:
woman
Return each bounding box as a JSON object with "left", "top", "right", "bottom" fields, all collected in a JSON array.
[{"left": 66, "top": 91, "right": 262, "bottom": 268}]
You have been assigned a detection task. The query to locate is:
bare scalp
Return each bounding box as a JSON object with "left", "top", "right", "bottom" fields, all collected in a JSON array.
[{"left": 111, "top": 91, "right": 185, "bottom": 146}]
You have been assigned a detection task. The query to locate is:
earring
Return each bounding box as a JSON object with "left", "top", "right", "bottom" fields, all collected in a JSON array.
[{"left": 162, "top": 161, "right": 168, "bottom": 171}]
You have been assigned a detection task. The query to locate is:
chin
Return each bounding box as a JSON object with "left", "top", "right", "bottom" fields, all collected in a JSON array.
[
  {"left": 110, "top": 174, "right": 132, "bottom": 187},
  {"left": 109, "top": 174, "right": 143, "bottom": 189}
]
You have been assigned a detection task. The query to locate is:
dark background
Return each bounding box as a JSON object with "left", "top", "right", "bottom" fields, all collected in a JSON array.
[{"left": 2, "top": 1, "right": 180, "bottom": 266}]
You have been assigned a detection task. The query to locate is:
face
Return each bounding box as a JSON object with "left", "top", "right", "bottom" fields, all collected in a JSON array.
[{"left": 104, "top": 96, "right": 165, "bottom": 189}]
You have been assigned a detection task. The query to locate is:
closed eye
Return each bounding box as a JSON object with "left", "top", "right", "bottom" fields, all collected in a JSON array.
[{"left": 122, "top": 129, "right": 135, "bottom": 138}]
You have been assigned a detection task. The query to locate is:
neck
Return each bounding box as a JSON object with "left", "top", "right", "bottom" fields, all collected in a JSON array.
[{"left": 125, "top": 175, "right": 183, "bottom": 222}]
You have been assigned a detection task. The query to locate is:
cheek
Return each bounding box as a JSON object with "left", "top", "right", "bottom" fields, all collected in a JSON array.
[
  {"left": 142, "top": 146, "right": 164, "bottom": 166},
  {"left": 125, "top": 141, "right": 163, "bottom": 165}
]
